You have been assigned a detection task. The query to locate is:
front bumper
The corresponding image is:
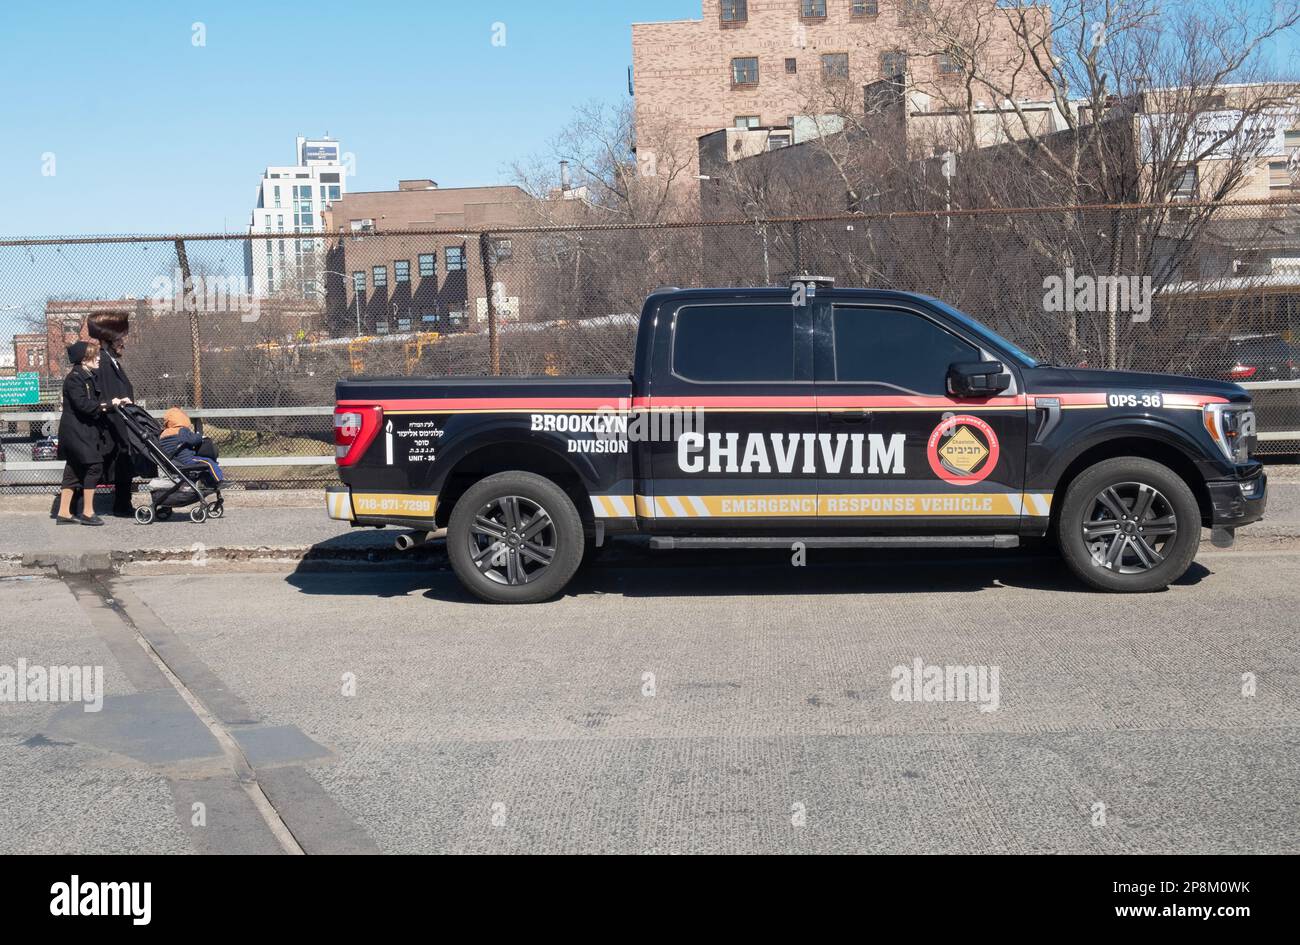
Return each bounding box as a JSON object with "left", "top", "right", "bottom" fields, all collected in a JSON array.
[{"left": 1206, "top": 465, "right": 1267, "bottom": 528}]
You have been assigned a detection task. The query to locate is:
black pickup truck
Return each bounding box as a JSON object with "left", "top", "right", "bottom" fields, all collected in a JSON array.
[{"left": 328, "top": 281, "right": 1266, "bottom": 603}]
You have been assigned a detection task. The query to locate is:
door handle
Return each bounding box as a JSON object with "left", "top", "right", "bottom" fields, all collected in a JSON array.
[{"left": 828, "top": 409, "right": 870, "bottom": 423}]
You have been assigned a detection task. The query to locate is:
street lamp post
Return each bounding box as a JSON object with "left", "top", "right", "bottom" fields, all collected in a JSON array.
[{"left": 309, "top": 271, "right": 362, "bottom": 336}]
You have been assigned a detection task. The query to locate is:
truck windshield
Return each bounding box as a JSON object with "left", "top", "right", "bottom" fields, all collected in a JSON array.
[{"left": 926, "top": 298, "right": 1040, "bottom": 369}]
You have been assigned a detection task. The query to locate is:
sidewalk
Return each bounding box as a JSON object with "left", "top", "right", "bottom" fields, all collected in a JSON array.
[{"left": 0, "top": 490, "right": 414, "bottom": 565}]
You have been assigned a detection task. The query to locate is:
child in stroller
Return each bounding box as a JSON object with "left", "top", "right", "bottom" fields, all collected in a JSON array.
[{"left": 118, "top": 405, "right": 225, "bottom": 523}]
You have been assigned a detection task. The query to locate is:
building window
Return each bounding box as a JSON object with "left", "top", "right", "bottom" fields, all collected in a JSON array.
[
  {"left": 721, "top": 0, "right": 747, "bottom": 21},
  {"left": 732, "top": 57, "right": 759, "bottom": 86},
  {"left": 938, "top": 50, "right": 963, "bottom": 75},
  {"left": 785, "top": 58, "right": 798, "bottom": 74},
  {"left": 1172, "top": 164, "right": 1199, "bottom": 200},
  {"left": 372, "top": 265, "right": 388, "bottom": 288},
  {"left": 493, "top": 238, "right": 513, "bottom": 261},
  {"left": 900, "top": 0, "right": 931, "bottom": 15},
  {"left": 273, "top": 185, "right": 281, "bottom": 208},
  {"left": 394, "top": 260, "right": 410, "bottom": 282},
  {"left": 821, "top": 53, "right": 849, "bottom": 80},
  {"left": 445, "top": 246, "right": 466, "bottom": 271},
  {"left": 767, "top": 132, "right": 792, "bottom": 150},
  {"left": 735, "top": 115, "right": 761, "bottom": 129},
  {"left": 801, "top": 0, "right": 827, "bottom": 18},
  {"left": 352, "top": 271, "right": 365, "bottom": 293},
  {"left": 851, "top": 0, "right": 878, "bottom": 15},
  {"left": 1269, "top": 161, "right": 1294, "bottom": 189},
  {"left": 418, "top": 253, "right": 436, "bottom": 277},
  {"left": 1285, "top": 130, "right": 1300, "bottom": 150},
  {"left": 881, "top": 50, "right": 907, "bottom": 78}
]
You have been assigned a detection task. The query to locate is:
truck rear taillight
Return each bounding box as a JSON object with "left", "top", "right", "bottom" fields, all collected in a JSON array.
[{"left": 334, "top": 405, "right": 383, "bottom": 466}]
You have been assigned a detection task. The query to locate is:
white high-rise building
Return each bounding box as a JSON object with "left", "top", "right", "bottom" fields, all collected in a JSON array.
[{"left": 245, "top": 136, "right": 345, "bottom": 298}]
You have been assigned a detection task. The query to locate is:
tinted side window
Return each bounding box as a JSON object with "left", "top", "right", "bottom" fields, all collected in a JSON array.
[
  {"left": 674, "top": 304, "right": 795, "bottom": 382},
  {"left": 833, "top": 306, "right": 977, "bottom": 393}
]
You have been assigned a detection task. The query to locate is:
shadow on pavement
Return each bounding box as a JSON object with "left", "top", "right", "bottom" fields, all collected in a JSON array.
[{"left": 284, "top": 535, "right": 1213, "bottom": 602}]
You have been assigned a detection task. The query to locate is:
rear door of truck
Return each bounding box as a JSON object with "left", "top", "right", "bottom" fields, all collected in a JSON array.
[
  {"left": 642, "top": 295, "right": 817, "bottom": 530},
  {"left": 814, "top": 299, "right": 1029, "bottom": 533}
]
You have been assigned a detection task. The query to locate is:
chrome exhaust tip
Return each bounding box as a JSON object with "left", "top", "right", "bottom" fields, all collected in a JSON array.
[{"left": 394, "top": 531, "right": 431, "bottom": 552}]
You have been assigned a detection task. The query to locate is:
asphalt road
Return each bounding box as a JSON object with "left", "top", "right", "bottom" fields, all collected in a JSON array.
[{"left": 1, "top": 536, "right": 1297, "bottom": 854}]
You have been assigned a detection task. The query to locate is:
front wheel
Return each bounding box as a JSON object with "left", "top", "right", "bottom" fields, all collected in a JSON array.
[
  {"left": 447, "top": 471, "right": 584, "bottom": 604},
  {"left": 1057, "top": 457, "right": 1201, "bottom": 593}
]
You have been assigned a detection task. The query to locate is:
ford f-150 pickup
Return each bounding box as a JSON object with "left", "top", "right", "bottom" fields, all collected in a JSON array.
[{"left": 327, "top": 281, "right": 1266, "bottom": 603}]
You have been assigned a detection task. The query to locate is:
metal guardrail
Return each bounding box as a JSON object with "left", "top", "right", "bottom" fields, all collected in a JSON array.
[{"left": 0, "top": 406, "right": 335, "bottom": 474}]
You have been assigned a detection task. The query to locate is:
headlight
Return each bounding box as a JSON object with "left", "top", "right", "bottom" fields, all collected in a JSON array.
[{"left": 1203, "top": 403, "right": 1256, "bottom": 464}]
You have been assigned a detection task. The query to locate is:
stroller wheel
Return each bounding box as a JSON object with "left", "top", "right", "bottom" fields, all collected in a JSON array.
[
  {"left": 134, "top": 506, "right": 154, "bottom": 525},
  {"left": 189, "top": 505, "right": 208, "bottom": 524},
  {"left": 209, "top": 502, "right": 224, "bottom": 519},
  {"left": 156, "top": 506, "right": 173, "bottom": 520}
]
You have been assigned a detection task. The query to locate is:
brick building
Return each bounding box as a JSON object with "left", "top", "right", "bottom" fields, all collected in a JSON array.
[
  {"left": 631, "top": 0, "right": 1051, "bottom": 192},
  {"left": 322, "top": 181, "right": 544, "bottom": 336},
  {"left": 12, "top": 333, "right": 49, "bottom": 377}
]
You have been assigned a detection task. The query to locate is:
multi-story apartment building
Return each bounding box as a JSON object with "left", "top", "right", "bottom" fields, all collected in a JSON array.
[
  {"left": 322, "top": 180, "right": 539, "bottom": 336},
  {"left": 631, "top": 0, "right": 1051, "bottom": 191},
  {"left": 245, "top": 136, "right": 346, "bottom": 299}
]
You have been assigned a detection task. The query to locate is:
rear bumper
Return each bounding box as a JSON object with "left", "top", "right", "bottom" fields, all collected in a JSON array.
[
  {"left": 1206, "top": 465, "right": 1267, "bottom": 528},
  {"left": 325, "top": 485, "right": 438, "bottom": 526}
]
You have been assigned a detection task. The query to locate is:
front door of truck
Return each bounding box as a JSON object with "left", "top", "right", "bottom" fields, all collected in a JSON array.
[
  {"left": 643, "top": 298, "right": 817, "bottom": 532},
  {"left": 814, "top": 301, "right": 1028, "bottom": 532}
]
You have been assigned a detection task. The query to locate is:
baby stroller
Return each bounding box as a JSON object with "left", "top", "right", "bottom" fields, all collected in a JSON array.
[{"left": 114, "top": 403, "right": 224, "bottom": 524}]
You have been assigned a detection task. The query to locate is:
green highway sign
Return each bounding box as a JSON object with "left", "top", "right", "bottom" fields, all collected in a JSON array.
[{"left": 0, "top": 372, "right": 40, "bottom": 406}]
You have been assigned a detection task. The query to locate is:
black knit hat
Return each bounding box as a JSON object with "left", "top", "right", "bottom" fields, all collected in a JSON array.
[{"left": 66, "top": 341, "right": 90, "bottom": 365}]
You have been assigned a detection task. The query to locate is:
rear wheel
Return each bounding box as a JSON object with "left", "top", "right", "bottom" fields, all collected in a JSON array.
[
  {"left": 1057, "top": 457, "right": 1200, "bottom": 592},
  {"left": 447, "top": 471, "right": 584, "bottom": 604}
]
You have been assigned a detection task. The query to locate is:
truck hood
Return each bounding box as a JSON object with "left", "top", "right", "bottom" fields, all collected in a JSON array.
[{"left": 1024, "top": 366, "right": 1251, "bottom": 403}]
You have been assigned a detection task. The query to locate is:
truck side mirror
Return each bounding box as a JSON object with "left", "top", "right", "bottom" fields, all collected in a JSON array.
[{"left": 948, "top": 361, "right": 1011, "bottom": 397}]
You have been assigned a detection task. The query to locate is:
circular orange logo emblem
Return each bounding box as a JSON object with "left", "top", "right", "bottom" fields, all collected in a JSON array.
[{"left": 927, "top": 415, "right": 999, "bottom": 485}]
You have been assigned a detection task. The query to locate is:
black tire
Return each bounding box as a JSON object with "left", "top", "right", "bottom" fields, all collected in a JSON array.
[
  {"left": 447, "top": 471, "right": 584, "bottom": 604},
  {"left": 1057, "top": 457, "right": 1200, "bottom": 592}
]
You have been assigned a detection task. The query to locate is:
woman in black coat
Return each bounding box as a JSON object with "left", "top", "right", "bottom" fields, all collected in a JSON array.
[
  {"left": 56, "top": 342, "right": 114, "bottom": 525},
  {"left": 87, "top": 309, "right": 138, "bottom": 516}
]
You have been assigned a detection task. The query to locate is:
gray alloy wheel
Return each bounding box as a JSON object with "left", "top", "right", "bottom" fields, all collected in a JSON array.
[
  {"left": 1082, "top": 481, "right": 1178, "bottom": 573},
  {"left": 466, "top": 494, "right": 557, "bottom": 586},
  {"left": 447, "top": 470, "right": 585, "bottom": 604},
  {"left": 1057, "top": 456, "right": 1201, "bottom": 593}
]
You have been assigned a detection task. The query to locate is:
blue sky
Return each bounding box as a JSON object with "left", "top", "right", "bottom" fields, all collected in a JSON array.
[{"left": 0, "top": 0, "right": 697, "bottom": 239}]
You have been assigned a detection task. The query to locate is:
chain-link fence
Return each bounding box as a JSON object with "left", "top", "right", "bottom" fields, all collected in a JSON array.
[{"left": 3, "top": 200, "right": 1300, "bottom": 490}]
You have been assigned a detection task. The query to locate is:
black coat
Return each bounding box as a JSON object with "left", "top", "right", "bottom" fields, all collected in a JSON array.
[
  {"left": 95, "top": 351, "right": 134, "bottom": 444},
  {"left": 58, "top": 366, "right": 112, "bottom": 465}
]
